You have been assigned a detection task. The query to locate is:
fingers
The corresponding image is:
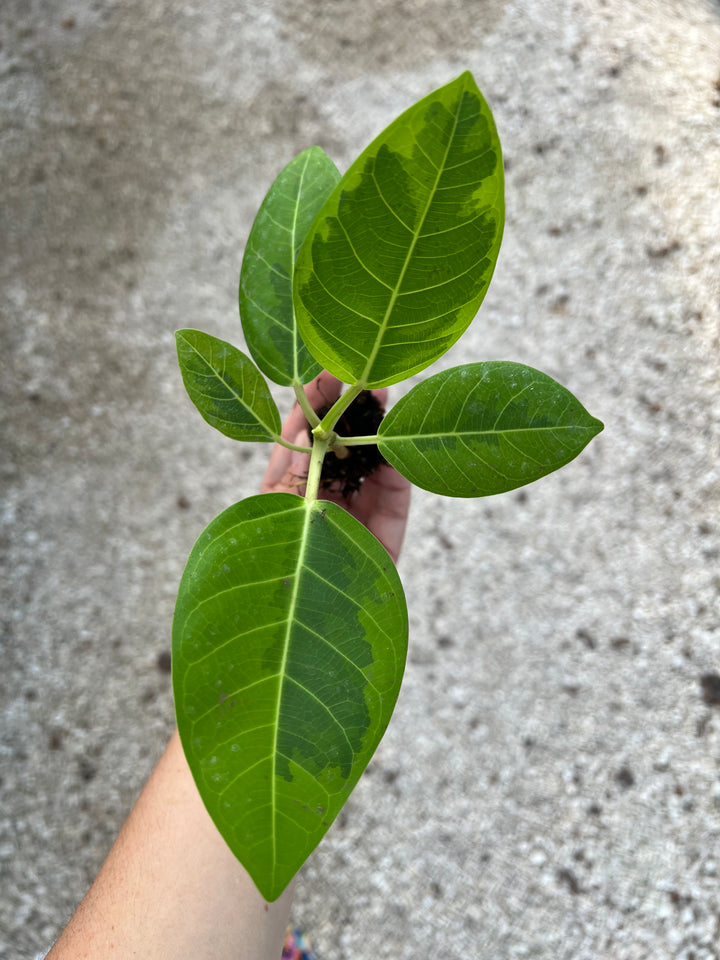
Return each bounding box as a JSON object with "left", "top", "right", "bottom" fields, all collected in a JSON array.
[
  {"left": 303, "top": 372, "right": 342, "bottom": 412},
  {"left": 261, "top": 428, "right": 310, "bottom": 495},
  {"left": 356, "top": 464, "right": 411, "bottom": 564}
]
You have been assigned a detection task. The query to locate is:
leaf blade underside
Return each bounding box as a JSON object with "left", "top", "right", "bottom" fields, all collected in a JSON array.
[
  {"left": 239, "top": 147, "right": 341, "bottom": 385},
  {"left": 175, "top": 329, "right": 281, "bottom": 443},
  {"left": 294, "top": 71, "right": 504, "bottom": 388},
  {"left": 172, "top": 493, "right": 408, "bottom": 901},
  {"left": 377, "top": 362, "right": 604, "bottom": 496}
]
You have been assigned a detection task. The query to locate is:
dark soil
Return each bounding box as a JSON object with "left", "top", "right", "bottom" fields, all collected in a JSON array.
[{"left": 309, "top": 390, "right": 387, "bottom": 498}]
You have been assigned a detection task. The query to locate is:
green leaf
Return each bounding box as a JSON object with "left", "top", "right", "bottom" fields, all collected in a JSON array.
[
  {"left": 294, "top": 72, "right": 504, "bottom": 389},
  {"left": 175, "top": 329, "right": 281, "bottom": 442},
  {"left": 239, "top": 147, "right": 341, "bottom": 385},
  {"left": 377, "top": 362, "right": 604, "bottom": 497},
  {"left": 172, "top": 493, "right": 408, "bottom": 901}
]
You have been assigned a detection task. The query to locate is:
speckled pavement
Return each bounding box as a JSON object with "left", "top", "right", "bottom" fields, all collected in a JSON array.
[{"left": 2, "top": 1, "right": 719, "bottom": 957}]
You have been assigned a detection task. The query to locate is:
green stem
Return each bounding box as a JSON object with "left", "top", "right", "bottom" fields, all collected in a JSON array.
[
  {"left": 274, "top": 437, "right": 313, "bottom": 455},
  {"left": 293, "top": 380, "right": 321, "bottom": 428},
  {"left": 314, "top": 381, "right": 366, "bottom": 439},
  {"left": 304, "top": 435, "right": 330, "bottom": 506},
  {"left": 335, "top": 434, "right": 379, "bottom": 447}
]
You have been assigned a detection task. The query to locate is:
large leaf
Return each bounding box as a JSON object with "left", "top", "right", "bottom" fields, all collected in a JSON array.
[
  {"left": 176, "top": 329, "right": 281, "bottom": 442},
  {"left": 378, "top": 362, "right": 604, "bottom": 496},
  {"left": 172, "top": 493, "right": 408, "bottom": 901},
  {"left": 239, "top": 147, "right": 340, "bottom": 385},
  {"left": 294, "top": 72, "right": 504, "bottom": 389}
]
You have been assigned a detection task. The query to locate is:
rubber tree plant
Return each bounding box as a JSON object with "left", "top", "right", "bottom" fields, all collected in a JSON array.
[{"left": 172, "top": 72, "right": 603, "bottom": 902}]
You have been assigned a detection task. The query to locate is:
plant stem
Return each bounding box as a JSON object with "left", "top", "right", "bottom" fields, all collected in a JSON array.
[
  {"left": 274, "top": 437, "right": 313, "bottom": 455},
  {"left": 335, "top": 434, "right": 379, "bottom": 446},
  {"left": 304, "top": 436, "right": 330, "bottom": 506},
  {"left": 302, "top": 380, "right": 367, "bottom": 501},
  {"left": 314, "top": 381, "right": 365, "bottom": 439},
  {"left": 293, "top": 381, "right": 321, "bottom": 428}
]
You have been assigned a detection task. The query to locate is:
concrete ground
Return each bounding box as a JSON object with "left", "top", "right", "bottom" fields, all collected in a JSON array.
[{"left": 2, "top": 0, "right": 719, "bottom": 957}]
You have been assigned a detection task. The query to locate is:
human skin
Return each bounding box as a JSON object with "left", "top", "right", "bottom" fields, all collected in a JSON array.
[{"left": 47, "top": 374, "right": 410, "bottom": 960}]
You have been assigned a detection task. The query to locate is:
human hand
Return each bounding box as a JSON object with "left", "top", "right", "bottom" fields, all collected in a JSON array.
[{"left": 260, "top": 372, "right": 411, "bottom": 563}]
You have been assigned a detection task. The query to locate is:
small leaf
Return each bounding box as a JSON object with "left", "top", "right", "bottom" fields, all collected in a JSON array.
[
  {"left": 294, "top": 72, "right": 504, "bottom": 388},
  {"left": 239, "top": 147, "right": 341, "bottom": 385},
  {"left": 175, "top": 329, "right": 281, "bottom": 442},
  {"left": 172, "top": 493, "right": 408, "bottom": 901},
  {"left": 377, "top": 362, "right": 604, "bottom": 496}
]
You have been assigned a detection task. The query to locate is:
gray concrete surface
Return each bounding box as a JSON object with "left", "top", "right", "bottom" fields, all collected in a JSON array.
[{"left": 2, "top": 0, "right": 719, "bottom": 957}]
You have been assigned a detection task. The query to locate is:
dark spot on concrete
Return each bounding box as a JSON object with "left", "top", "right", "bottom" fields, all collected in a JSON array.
[
  {"left": 610, "top": 636, "right": 630, "bottom": 650},
  {"left": 699, "top": 673, "right": 720, "bottom": 705},
  {"left": 156, "top": 650, "right": 171, "bottom": 673},
  {"left": 78, "top": 757, "right": 97, "bottom": 782},
  {"left": 436, "top": 635, "right": 454, "bottom": 649},
  {"left": 61, "top": 15, "right": 76, "bottom": 29},
  {"left": 668, "top": 889, "right": 692, "bottom": 908},
  {"left": 639, "top": 394, "right": 662, "bottom": 413},
  {"left": 556, "top": 867, "right": 581, "bottom": 894},
  {"left": 429, "top": 880, "right": 443, "bottom": 899},
  {"left": 533, "top": 140, "right": 556, "bottom": 155},
  {"left": 176, "top": 494, "right": 191, "bottom": 510},
  {"left": 550, "top": 293, "right": 570, "bottom": 314},
  {"left": 654, "top": 143, "right": 667, "bottom": 165},
  {"left": 515, "top": 489, "right": 528, "bottom": 503},
  {"left": 646, "top": 240, "right": 681, "bottom": 258},
  {"left": 576, "top": 627, "right": 596, "bottom": 649},
  {"left": 24, "top": 688, "right": 38, "bottom": 701},
  {"left": 48, "top": 729, "right": 64, "bottom": 750},
  {"left": 614, "top": 765, "right": 635, "bottom": 789},
  {"left": 438, "top": 532, "right": 454, "bottom": 550}
]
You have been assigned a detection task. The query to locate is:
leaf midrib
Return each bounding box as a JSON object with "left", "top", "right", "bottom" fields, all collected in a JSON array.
[
  {"left": 270, "top": 498, "right": 313, "bottom": 890},
  {"left": 380, "top": 424, "right": 595, "bottom": 443},
  {"left": 360, "top": 85, "right": 466, "bottom": 385}
]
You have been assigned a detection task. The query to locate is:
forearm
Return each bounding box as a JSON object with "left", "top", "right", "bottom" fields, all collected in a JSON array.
[{"left": 47, "top": 731, "right": 294, "bottom": 960}]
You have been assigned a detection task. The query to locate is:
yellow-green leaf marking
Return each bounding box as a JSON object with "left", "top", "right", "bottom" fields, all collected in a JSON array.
[{"left": 294, "top": 72, "right": 504, "bottom": 388}]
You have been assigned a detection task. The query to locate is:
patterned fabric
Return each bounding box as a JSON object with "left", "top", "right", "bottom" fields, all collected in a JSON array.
[{"left": 282, "top": 927, "right": 317, "bottom": 959}]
